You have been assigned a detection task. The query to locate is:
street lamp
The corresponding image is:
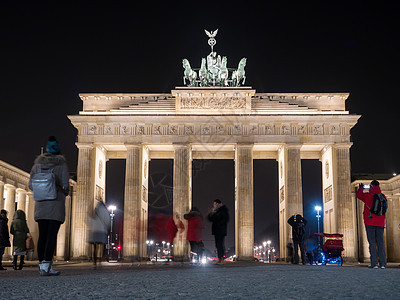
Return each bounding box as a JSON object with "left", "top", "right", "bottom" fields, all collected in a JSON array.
[
  {"left": 267, "top": 241, "right": 271, "bottom": 262},
  {"left": 108, "top": 205, "right": 117, "bottom": 260},
  {"left": 315, "top": 205, "right": 322, "bottom": 246}
]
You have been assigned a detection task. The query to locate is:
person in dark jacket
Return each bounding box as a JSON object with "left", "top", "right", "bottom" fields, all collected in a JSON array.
[
  {"left": 184, "top": 207, "right": 204, "bottom": 263},
  {"left": 288, "top": 214, "right": 307, "bottom": 265},
  {"left": 0, "top": 209, "right": 11, "bottom": 270},
  {"left": 207, "top": 199, "right": 229, "bottom": 264},
  {"left": 356, "top": 180, "right": 387, "bottom": 269},
  {"left": 10, "top": 210, "right": 30, "bottom": 270},
  {"left": 29, "top": 136, "right": 70, "bottom": 276}
]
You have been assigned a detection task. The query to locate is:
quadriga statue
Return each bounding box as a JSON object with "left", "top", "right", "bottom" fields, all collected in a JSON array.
[
  {"left": 182, "top": 59, "right": 197, "bottom": 86},
  {"left": 232, "top": 57, "right": 247, "bottom": 87}
]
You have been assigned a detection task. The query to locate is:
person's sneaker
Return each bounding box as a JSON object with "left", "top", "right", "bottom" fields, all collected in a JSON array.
[
  {"left": 368, "top": 265, "right": 379, "bottom": 269},
  {"left": 380, "top": 265, "right": 386, "bottom": 269}
]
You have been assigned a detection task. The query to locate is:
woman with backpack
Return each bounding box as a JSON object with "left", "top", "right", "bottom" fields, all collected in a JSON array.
[{"left": 29, "top": 136, "right": 70, "bottom": 276}]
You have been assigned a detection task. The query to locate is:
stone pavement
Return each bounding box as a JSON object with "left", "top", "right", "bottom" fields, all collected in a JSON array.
[{"left": 0, "top": 261, "right": 399, "bottom": 299}]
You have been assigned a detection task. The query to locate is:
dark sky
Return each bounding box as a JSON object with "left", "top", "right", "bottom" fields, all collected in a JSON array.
[{"left": 1, "top": 2, "right": 399, "bottom": 254}]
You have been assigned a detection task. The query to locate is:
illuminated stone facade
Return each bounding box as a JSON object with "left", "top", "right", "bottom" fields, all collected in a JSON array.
[{"left": 68, "top": 87, "right": 363, "bottom": 261}]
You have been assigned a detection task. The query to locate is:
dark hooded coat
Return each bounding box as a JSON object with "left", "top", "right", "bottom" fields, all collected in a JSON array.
[
  {"left": 0, "top": 212, "right": 11, "bottom": 247},
  {"left": 10, "top": 210, "right": 29, "bottom": 253}
]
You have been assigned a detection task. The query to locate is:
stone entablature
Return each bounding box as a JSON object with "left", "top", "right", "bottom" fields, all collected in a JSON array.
[
  {"left": 74, "top": 118, "right": 354, "bottom": 138},
  {"left": 78, "top": 89, "right": 349, "bottom": 115},
  {"left": 0, "top": 160, "right": 30, "bottom": 190}
]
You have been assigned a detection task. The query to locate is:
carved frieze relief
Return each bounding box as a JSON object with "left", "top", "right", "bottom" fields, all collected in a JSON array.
[{"left": 180, "top": 97, "right": 246, "bottom": 109}]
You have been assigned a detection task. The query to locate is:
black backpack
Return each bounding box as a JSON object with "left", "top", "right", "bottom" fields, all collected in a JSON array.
[{"left": 368, "top": 193, "right": 388, "bottom": 218}]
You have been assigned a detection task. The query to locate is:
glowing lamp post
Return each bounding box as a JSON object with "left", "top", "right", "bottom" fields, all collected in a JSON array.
[
  {"left": 108, "top": 205, "right": 116, "bottom": 260},
  {"left": 315, "top": 205, "right": 322, "bottom": 246}
]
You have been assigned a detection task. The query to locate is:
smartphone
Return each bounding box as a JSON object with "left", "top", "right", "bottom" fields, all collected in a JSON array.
[{"left": 363, "top": 184, "right": 371, "bottom": 189}]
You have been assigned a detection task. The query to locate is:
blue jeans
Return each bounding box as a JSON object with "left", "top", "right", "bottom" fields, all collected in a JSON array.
[{"left": 365, "top": 225, "right": 387, "bottom": 267}]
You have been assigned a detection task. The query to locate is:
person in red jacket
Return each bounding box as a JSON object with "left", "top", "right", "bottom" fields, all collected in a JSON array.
[
  {"left": 356, "top": 180, "right": 387, "bottom": 269},
  {"left": 184, "top": 207, "right": 204, "bottom": 263}
]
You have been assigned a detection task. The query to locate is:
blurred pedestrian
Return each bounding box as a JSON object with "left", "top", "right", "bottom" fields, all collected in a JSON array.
[
  {"left": 184, "top": 207, "right": 204, "bottom": 263},
  {"left": 304, "top": 237, "right": 318, "bottom": 265},
  {"left": 29, "top": 136, "right": 69, "bottom": 276},
  {"left": 10, "top": 210, "right": 30, "bottom": 270},
  {"left": 207, "top": 199, "right": 229, "bottom": 265},
  {"left": 88, "top": 201, "right": 111, "bottom": 268},
  {"left": 0, "top": 209, "right": 11, "bottom": 270},
  {"left": 288, "top": 214, "right": 307, "bottom": 265},
  {"left": 357, "top": 180, "right": 387, "bottom": 269}
]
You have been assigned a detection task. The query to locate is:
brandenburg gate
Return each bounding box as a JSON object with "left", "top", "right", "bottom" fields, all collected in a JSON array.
[{"left": 68, "top": 30, "right": 360, "bottom": 261}]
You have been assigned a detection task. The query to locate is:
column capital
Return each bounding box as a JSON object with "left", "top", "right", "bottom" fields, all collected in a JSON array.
[
  {"left": 4, "top": 183, "right": 16, "bottom": 190},
  {"left": 284, "top": 143, "right": 303, "bottom": 150},
  {"left": 172, "top": 142, "right": 191, "bottom": 149},
  {"left": 124, "top": 143, "right": 142, "bottom": 150},
  {"left": 333, "top": 142, "right": 353, "bottom": 149},
  {"left": 75, "top": 142, "right": 94, "bottom": 150},
  {"left": 236, "top": 143, "right": 254, "bottom": 148}
]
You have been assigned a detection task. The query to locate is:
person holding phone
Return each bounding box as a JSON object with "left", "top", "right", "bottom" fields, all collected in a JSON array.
[{"left": 356, "top": 180, "right": 387, "bottom": 269}]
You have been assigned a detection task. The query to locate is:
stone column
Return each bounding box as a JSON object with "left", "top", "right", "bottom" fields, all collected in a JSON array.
[
  {"left": 123, "top": 145, "right": 142, "bottom": 260},
  {"left": 235, "top": 144, "right": 254, "bottom": 261},
  {"left": 0, "top": 181, "right": 4, "bottom": 210},
  {"left": 4, "top": 184, "right": 16, "bottom": 257},
  {"left": 172, "top": 143, "right": 192, "bottom": 262},
  {"left": 334, "top": 143, "right": 357, "bottom": 260},
  {"left": 387, "top": 196, "right": 400, "bottom": 261},
  {"left": 71, "top": 144, "right": 93, "bottom": 259},
  {"left": 16, "top": 189, "right": 27, "bottom": 212},
  {"left": 278, "top": 144, "right": 303, "bottom": 259},
  {"left": 26, "top": 192, "right": 37, "bottom": 258},
  {"left": 57, "top": 194, "right": 72, "bottom": 260}
]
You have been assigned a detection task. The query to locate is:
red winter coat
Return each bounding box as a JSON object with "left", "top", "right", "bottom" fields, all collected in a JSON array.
[
  {"left": 356, "top": 186, "right": 386, "bottom": 227},
  {"left": 184, "top": 211, "right": 204, "bottom": 242}
]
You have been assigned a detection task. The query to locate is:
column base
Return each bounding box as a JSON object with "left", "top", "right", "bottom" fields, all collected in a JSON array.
[
  {"left": 172, "top": 255, "right": 190, "bottom": 262},
  {"left": 235, "top": 255, "right": 256, "bottom": 262}
]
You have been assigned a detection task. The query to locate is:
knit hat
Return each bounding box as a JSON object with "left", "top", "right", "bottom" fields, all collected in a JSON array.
[{"left": 46, "top": 136, "right": 60, "bottom": 154}]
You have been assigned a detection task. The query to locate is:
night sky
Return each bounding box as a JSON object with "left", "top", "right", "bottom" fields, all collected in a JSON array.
[{"left": 1, "top": 2, "right": 399, "bottom": 254}]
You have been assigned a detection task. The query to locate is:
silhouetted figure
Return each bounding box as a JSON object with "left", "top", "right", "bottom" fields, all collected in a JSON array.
[
  {"left": 207, "top": 199, "right": 229, "bottom": 265},
  {"left": 288, "top": 214, "right": 307, "bottom": 265},
  {"left": 0, "top": 209, "right": 11, "bottom": 270},
  {"left": 10, "top": 210, "right": 30, "bottom": 270}
]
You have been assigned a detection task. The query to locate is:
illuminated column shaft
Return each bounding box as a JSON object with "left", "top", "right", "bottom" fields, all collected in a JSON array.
[
  {"left": 26, "top": 192, "right": 37, "bottom": 259},
  {"left": 334, "top": 144, "right": 356, "bottom": 260},
  {"left": 71, "top": 144, "right": 93, "bottom": 259},
  {"left": 0, "top": 182, "right": 4, "bottom": 210},
  {"left": 172, "top": 144, "right": 192, "bottom": 261},
  {"left": 123, "top": 145, "right": 142, "bottom": 260},
  {"left": 278, "top": 144, "right": 303, "bottom": 259},
  {"left": 235, "top": 144, "right": 254, "bottom": 261},
  {"left": 4, "top": 185, "right": 16, "bottom": 257},
  {"left": 16, "top": 189, "right": 26, "bottom": 211}
]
